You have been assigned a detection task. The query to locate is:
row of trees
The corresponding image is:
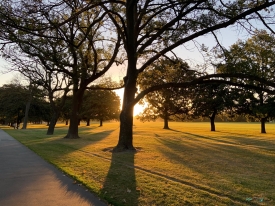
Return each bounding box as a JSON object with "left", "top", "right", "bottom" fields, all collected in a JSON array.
[
  {"left": 0, "top": 83, "right": 50, "bottom": 127},
  {"left": 0, "top": 83, "right": 120, "bottom": 128},
  {"left": 137, "top": 31, "right": 275, "bottom": 133},
  {"left": 3, "top": 30, "right": 275, "bottom": 133},
  {"left": 1, "top": 0, "right": 275, "bottom": 151}
]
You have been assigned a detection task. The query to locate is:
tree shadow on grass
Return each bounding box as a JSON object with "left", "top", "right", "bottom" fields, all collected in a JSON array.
[
  {"left": 100, "top": 149, "right": 139, "bottom": 206},
  {"left": 16, "top": 129, "right": 116, "bottom": 152},
  {"left": 168, "top": 129, "right": 275, "bottom": 150},
  {"left": 163, "top": 129, "right": 235, "bottom": 145},
  {"left": 154, "top": 134, "right": 275, "bottom": 205}
]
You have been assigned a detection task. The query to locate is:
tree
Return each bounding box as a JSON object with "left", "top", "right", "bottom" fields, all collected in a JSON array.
[
  {"left": 0, "top": 43, "right": 73, "bottom": 133},
  {"left": 230, "top": 89, "right": 275, "bottom": 133},
  {"left": 0, "top": 84, "right": 27, "bottom": 126},
  {"left": 137, "top": 58, "right": 195, "bottom": 129},
  {"left": 21, "top": 80, "right": 46, "bottom": 129},
  {"left": 0, "top": 45, "right": 69, "bottom": 133},
  {"left": 217, "top": 30, "right": 275, "bottom": 133},
  {"left": 0, "top": 0, "right": 122, "bottom": 138},
  {"left": 27, "top": 97, "right": 51, "bottom": 124},
  {"left": 80, "top": 90, "right": 121, "bottom": 127},
  {"left": 190, "top": 83, "right": 235, "bottom": 131},
  {"left": 0, "top": 83, "right": 49, "bottom": 127},
  {"left": 98, "top": 0, "right": 275, "bottom": 151}
]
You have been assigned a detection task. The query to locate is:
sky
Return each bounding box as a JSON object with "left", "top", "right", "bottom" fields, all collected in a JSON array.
[{"left": 0, "top": 25, "right": 266, "bottom": 116}]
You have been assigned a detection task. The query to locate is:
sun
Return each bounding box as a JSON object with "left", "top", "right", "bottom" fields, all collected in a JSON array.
[
  {"left": 115, "top": 88, "right": 145, "bottom": 116},
  {"left": 134, "top": 104, "right": 145, "bottom": 116}
]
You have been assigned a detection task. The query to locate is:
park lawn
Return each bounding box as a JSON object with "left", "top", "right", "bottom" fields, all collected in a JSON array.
[{"left": 2, "top": 121, "right": 275, "bottom": 206}]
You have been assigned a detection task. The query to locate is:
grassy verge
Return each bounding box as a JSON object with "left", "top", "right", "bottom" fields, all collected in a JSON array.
[{"left": 2, "top": 121, "right": 275, "bottom": 206}]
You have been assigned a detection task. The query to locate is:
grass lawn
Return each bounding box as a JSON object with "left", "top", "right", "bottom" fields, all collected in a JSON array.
[{"left": 2, "top": 121, "right": 275, "bottom": 206}]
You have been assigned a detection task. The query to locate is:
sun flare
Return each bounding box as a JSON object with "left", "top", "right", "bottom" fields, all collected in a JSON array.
[
  {"left": 115, "top": 88, "right": 145, "bottom": 116},
  {"left": 134, "top": 104, "right": 145, "bottom": 116}
]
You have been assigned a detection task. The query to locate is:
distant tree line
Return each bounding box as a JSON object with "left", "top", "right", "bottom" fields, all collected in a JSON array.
[{"left": 0, "top": 83, "right": 120, "bottom": 128}]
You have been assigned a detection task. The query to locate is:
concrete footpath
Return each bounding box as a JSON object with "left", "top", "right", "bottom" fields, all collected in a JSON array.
[{"left": 0, "top": 129, "right": 107, "bottom": 206}]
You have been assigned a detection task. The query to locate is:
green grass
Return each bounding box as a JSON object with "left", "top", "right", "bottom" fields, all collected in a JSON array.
[{"left": 2, "top": 121, "right": 275, "bottom": 206}]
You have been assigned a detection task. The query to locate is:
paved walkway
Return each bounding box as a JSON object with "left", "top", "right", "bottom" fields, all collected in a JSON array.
[{"left": 0, "top": 129, "right": 107, "bottom": 206}]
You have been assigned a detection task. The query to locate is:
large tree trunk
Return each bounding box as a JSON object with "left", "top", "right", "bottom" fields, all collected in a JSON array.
[
  {"left": 47, "top": 112, "right": 57, "bottom": 135},
  {"left": 210, "top": 117, "right": 215, "bottom": 131},
  {"left": 163, "top": 118, "right": 169, "bottom": 129},
  {"left": 65, "top": 110, "right": 80, "bottom": 139},
  {"left": 64, "top": 86, "right": 85, "bottom": 139},
  {"left": 261, "top": 118, "right": 266, "bottom": 133},
  {"left": 65, "top": 116, "right": 80, "bottom": 139},
  {"left": 86, "top": 119, "right": 90, "bottom": 126},
  {"left": 115, "top": 105, "right": 135, "bottom": 152},
  {"left": 114, "top": 1, "right": 138, "bottom": 152},
  {"left": 99, "top": 119, "right": 103, "bottom": 127},
  {"left": 115, "top": 69, "right": 137, "bottom": 151},
  {"left": 47, "top": 104, "right": 61, "bottom": 135},
  {"left": 47, "top": 86, "right": 68, "bottom": 135}
]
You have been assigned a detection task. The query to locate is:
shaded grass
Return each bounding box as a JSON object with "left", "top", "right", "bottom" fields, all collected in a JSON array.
[{"left": 2, "top": 121, "right": 275, "bottom": 205}]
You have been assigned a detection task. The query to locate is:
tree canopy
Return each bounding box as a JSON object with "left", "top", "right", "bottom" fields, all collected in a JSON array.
[
  {"left": 80, "top": 90, "right": 121, "bottom": 126},
  {"left": 190, "top": 83, "right": 235, "bottom": 131},
  {"left": 0, "top": 0, "right": 122, "bottom": 138},
  {"left": 0, "top": 83, "right": 50, "bottom": 126},
  {"left": 216, "top": 30, "right": 275, "bottom": 133},
  {"left": 137, "top": 58, "right": 195, "bottom": 129}
]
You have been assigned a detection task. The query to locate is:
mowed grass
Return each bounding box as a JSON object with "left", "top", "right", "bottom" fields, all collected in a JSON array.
[{"left": 2, "top": 121, "right": 275, "bottom": 206}]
